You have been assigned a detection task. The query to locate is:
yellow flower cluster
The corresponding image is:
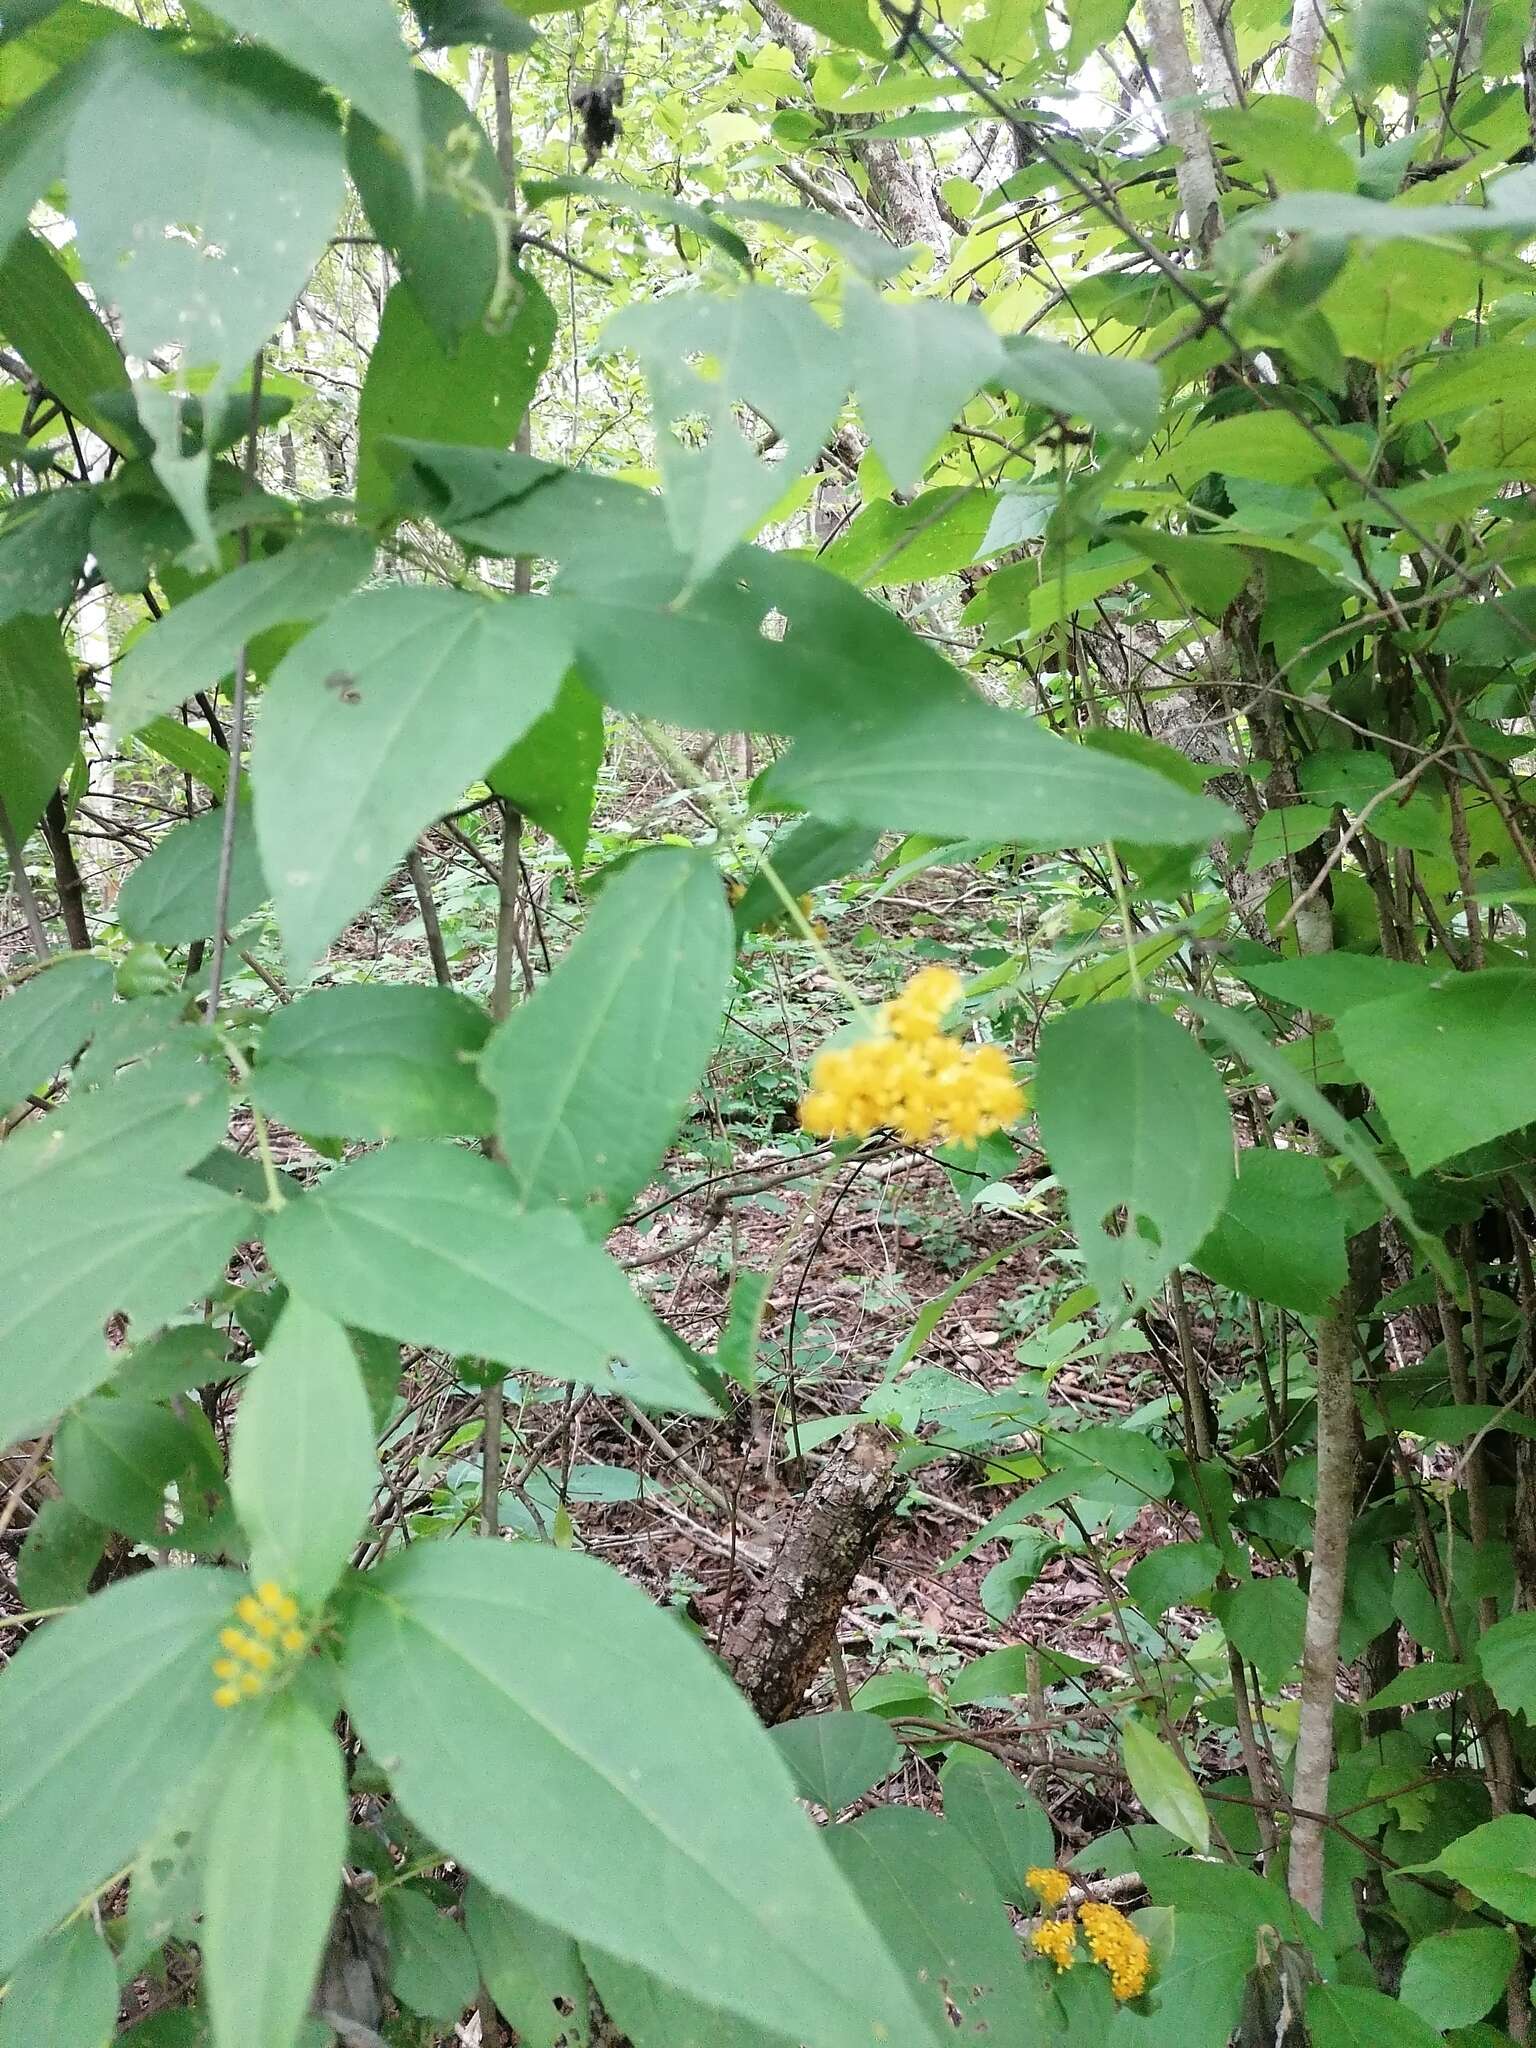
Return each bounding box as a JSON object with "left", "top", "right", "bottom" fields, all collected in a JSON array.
[
  {"left": 1030, "top": 1918, "right": 1078, "bottom": 1972},
  {"left": 1079, "top": 1901, "right": 1152, "bottom": 2001},
  {"left": 1026, "top": 1866, "right": 1072, "bottom": 1909},
  {"left": 1025, "top": 1876, "right": 1150, "bottom": 2002},
  {"left": 211, "top": 1580, "right": 307, "bottom": 1708},
  {"left": 798, "top": 967, "right": 1023, "bottom": 1147}
]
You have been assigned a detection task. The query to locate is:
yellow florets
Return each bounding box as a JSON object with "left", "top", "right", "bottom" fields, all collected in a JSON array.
[
  {"left": 210, "top": 1580, "right": 307, "bottom": 1708},
  {"left": 1030, "top": 1917, "right": 1078, "bottom": 1972},
  {"left": 1026, "top": 1867, "right": 1072, "bottom": 1909},
  {"left": 1078, "top": 1901, "right": 1151, "bottom": 2001},
  {"left": 798, "top": 968, "right": 1023, "bottom": 1148}
]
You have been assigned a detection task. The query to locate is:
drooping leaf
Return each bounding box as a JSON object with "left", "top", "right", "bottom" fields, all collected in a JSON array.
[
  {"left": 262, "top": 1141, "right": 717, "bottom": 1415},
  {"left": 116, "top": 803, "right": 269, "bottom": 948},
  {"left": 1191, "top": 1146, "right": 1348, "bottom": 1314},
  {"left": 341, "top": 1541, "right": 936, "bottom": 2048},
  {"left": 0, "top": 1565, "right": 237, "bottom": 1975},
  {"left": 110, "top": 529, "right": 375, "bottom": 738},
  {"left": 1404, "top": 1815, "right": 1536, "bottom": 1922},
  {"left": 999, "top": 332, "right": 1160, "bottom": 439},
  {"left": 348, "top": 71, "right": 499, "bottom": 350},
  {"left": 465, "top": 1883, "right": 593, "bottom": 2048},
  {"left": 382, "top": 1889, "right": 480, "bottom": 2022},
  {"left": 605, "top": 286, "right": 846, "bottom": 586},
  {"left": 0, "top": 952, "right": 113, "bottom": 1114},
  {"left": 770, "top": 1711, "right": 901, "bottom": 1814},
  {"left": 1398, "top": 1926, "right": 1516, "bottom": 2033},
  {"left": 938, "top": 1749, "right": 1053, "bottom": 1907},
  {"left": 0, "top": 610, "right": 76, "bottom": 840},
  {"left": 229, "top": 1297, "right": 378, "bottom": 1608},
  {"left": 253, "top": 984, "right": 496, "bottom": 1142},
  {"left": 1335, "top": 970, "right": 1536, "bottom": 1172},
  {"left": 0, "top": 1048, "right": 250, "bottom": 1450},
  {"left": 202, "top": 1693, "right": 346, "bottom": 2048},
  {"left": 355, "top": 270, "right": 555, "bottom": 512},
  {"left": 824, "top": 1806, "right": 1053, "bottom": 2042},
  {"left": 134, "top": 718, "right": 234, "bottom": 801},
  {"left": 1351, "top": 0, "right": 1430, "bottom": 93},
  {"left": 0, "top": 230, "right": 133, "bottom": 450},
  {"left": 1035, "top": 1002, "right": 1233, "bottom": 1310},
  {"left": 0, "top": 485, "right": 95, "bottom": 628},
  {"left": 66, "top": 40, "right": 345, "bottom": 551},
  {"left": 480, "top": 848, "right": 734, "bottom": 1235},
  {"left": 486, "top": 672, "right": 605, "bottom": 870},
  {"left": 0, "top": 1914, "right": 117, "bottom": 2048},
  {"left": 54, "top": 1394, "right": 230, "bottom": 1551},
  {"left": 840, "top": 279, "right": 1001, "bottom": 487},
  {"left": 250, "top": 585, "right": 573, "bottom": 975},
  {"left": 195, "top": 0, "right": 421, "bottom": 185}
]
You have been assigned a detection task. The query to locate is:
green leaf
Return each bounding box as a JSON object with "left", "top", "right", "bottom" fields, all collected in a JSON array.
[
  {"left": 1475, "top": 1610, "right": 1536, "bottom": 1721},
  {"left": 252, "top": 984, "right": 495, "bottom": 1143},
  {"left": 54, "top": 1394, "right": 229, "bottom": 1550},
  {"left": 963, "top": 542, "right": 1140, "bottom": 646},
  {"left": 0, "top": 1915, "right": 117, "bottom": 2048},
  {"left": 1066, "top": 0, "right": 1132, "bottom": 69},
  {"left": 1335, "top": 971, "right": 1536, "bottom": 1172},
  {"left": 840, "top": 279, "right": 1001, "bottom": 486},
  {"left": 582, "top": 1952, "right": 788, "bottom": 2048},
  {"left": 0, "top": 231, "right": 132, "bottom": 451},
  {"left": 465, "top": 1884, "right": 592, "bottom": 2048},
  {"left": 110, "top": 529, "right": 375, "bottom": 739},
  {"left": 1246, "top": 803, "right": 1332, "bottom": 867},
  {"left": 821, "top": 488, "right": 999, "bottom": 586},
  {"left": 196, "top": 0, "right": 421, "bottom": 186},
  {"left": 1215, "top": 1576, "right": 1308, "bottom": 1680},
  {"left": 1231, "top": 950, "right": 1427, "bottom": 1014},
  {"left": 0, "top": 485, "right": 94, "bottom": 628},
  {"left": 229, "top": 1297, "right": 377, "bottom": 1608},
  {"left": 263, "top": 1141, "right": 717, "bottom": 1414},
  {"left": 0, "top": 54, "right": 95, "bottom": 263},
  {"left": 481, "top": 848, "right": 733, "bottom": 1235},
  {"left": 356, "top": 270, "right": 554, "bottom": 513},
  {"left": 1143, "top": 409, "right": 1358, "bottom": 489},
  {"left": 486, "top": 672, "right": 605, "bottom": 870},
  {"left": 1307, "top": 1982, "right": 1442, "bottom": 2048},
  {"left": 1407, "top": 1814, "right": 1536, "bottom": 1922},
  {"left": 1399, "top": 1926, "right": 1515, "bottom": 2032},
  {"left": 0, "top": 953, "right": 113, "bottom": 1115},
  {"left": 776, "top": 0, "right": 885, "bottom": 55},
  {"left": 348, "top": 71, "right": 499, "bottom": 350},
  {"left": 1050, "top": 1423, "right": 1174, "bottom": 1502},
  {"left": 1362, "top": 1660, "right": 1475, "bottom": 1711},
  {"left": 251, "top": 586, "right": 572, "bottom": 976},
  {"left": 1126, "top": 1538, "right": 1221, "bottom": 1617},
  {"left": 382, "top": 1889, "right": 480, "bottom": 2022},
  {"left": 521, "top": 174, "right": 752, "bottom": 272},
  {"left": 0, "top": 611, "right": 75, "bottom": 840},
  {"left": 16, "top": 1495, "right": 106, "bottom": 1610},
  {"left": 1351, "top": 0, "right": 1430, "bottom": 93},
  {"left": 1320, "top": 242, "right": 1480, "bottom": 365},
  {"left": 0, "top": 1565, "right": 236, "bottom": 1974},
  {"left": 733, "top": 818, "right": 879, "bottom": 934},
  {"left": 1191, "top": 1147, "right": 1347, "bottom": 1314},
  {"left": 770, "top": 1711, "right": 901, "bottom": 1813},
  {"left": 67, "top": 41, "right": 345, "bottom": 550},
  {"left": 999, "top": 332, "right": 1160, "bottom": 439},
  {"left": 1245, "top": 168, "right": 1536, "bottom": 243},
  {"left": 824, "top": 1807, "right": 1053, "bottom": 2040},
  {"left": 606, "top": 286, "right": 846, "bottom": 586},
  {"left": 1114, "top": 1905, "right": 1251, "bottom": 2047},
  {"left": 202, "top": 1693, "right": 346, "bottom": 2048},
  {"left": 938, "top": 1749, "right": 1053, "bottom": 1906},
  {"left": 135, "top": 718, "right": 234, "bottom": 801},
  {"left": 1121, "top": 1716, "right": 1209, "bottom": 1852},
  {"left": 0, "top": 1050, "right": 250, "bottom": 1450},
  {"left": 412, "top": 0, "right": 542, "bottom": 51},
  {"left": 116, "top": 803, "right": 269, "bottom": 948},
  {"left": 710, "top": 196, "right": 914, "bottom": 281},
  {"left": 1035, "top": 1002, "right": 1232, "bottom": 1310},
  {"left": 340, "top": 1540, "right": 938, "bottom": 2048},
  {"left": 1144, "top": 1856, "right": 1331, "bottom": 1960}
]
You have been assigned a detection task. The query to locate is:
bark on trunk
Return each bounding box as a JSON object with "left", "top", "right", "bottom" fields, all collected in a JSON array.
[{"left": 725, "top": 1428, "right": 902, "bottom": 1725}]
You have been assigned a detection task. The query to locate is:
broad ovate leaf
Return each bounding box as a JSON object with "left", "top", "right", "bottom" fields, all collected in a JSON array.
[
  {"left": 340, "top": 1540, "right": 937, "bottom": 2048},
  {"left": 1034, "top": 1002, "right": 1233, "bottom": 1309},
  {"left": 481, "top": 848, "right": 734, "bottom": 1235},
  {"left": 251, "top": 586, "right": 572, "bottom": 976},
  {"left": 0, "top": 1566, "right": 238, "bottom": 1975},
  {"left": 202, "top": 1693, "right": 347, "bottom": 2048},
  {"left": 263, "top": 1142, "right": 716, "bottom": 1415},
  {"left": 229, "top": 1297, "right": 378, "bottom": 1609}
]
